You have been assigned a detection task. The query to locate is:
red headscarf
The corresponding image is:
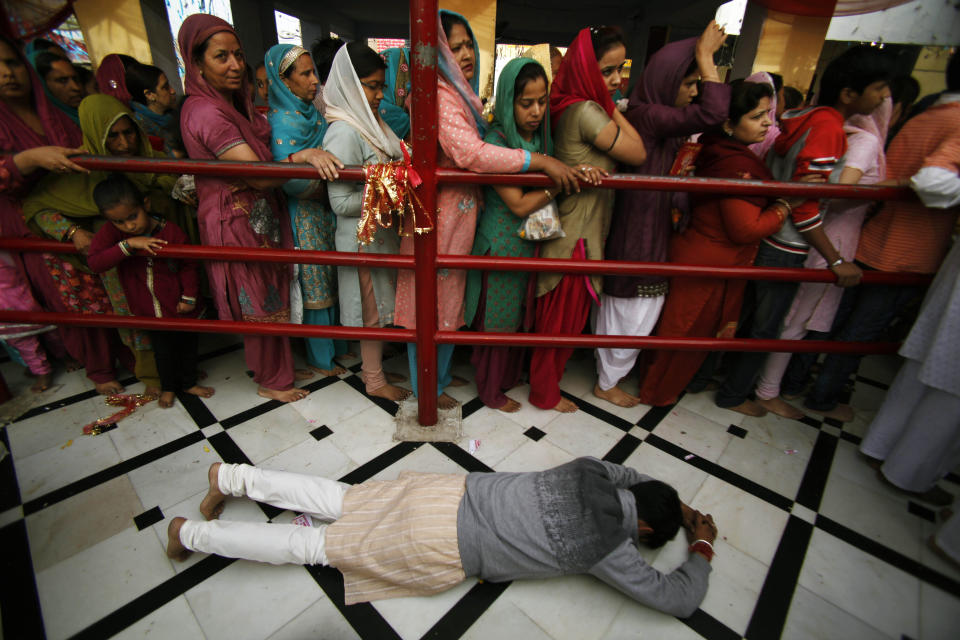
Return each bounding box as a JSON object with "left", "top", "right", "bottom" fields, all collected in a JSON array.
[
  {"left": 177, "top": 13, "right": 272, "bottom": 161},
  {"left": 96, "top": 54, "right": 133, "bottom": 106},
  {"left": 549, "top": 28, "right": 617, "bottom": 127}
]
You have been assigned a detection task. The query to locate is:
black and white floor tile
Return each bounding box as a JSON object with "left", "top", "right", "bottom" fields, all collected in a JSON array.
[{"left": 1, "top": 335, "right": 958, "bottom": 640}]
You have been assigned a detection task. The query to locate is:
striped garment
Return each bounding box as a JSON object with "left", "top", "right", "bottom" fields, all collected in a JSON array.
[
  {"left": 856, "top": 100, "right": 960, "bottom": 274},
  {"left": 324, "top": 471, "right": 467, "bottom": 604}
]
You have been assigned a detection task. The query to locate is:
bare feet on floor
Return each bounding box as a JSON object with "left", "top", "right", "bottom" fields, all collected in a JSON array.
[
  {"left": 308, "top": 365, "right": 347, "bottom": 377},
  {"left": 159, "top": 391, "right": 176, "bottom": 408},
  {"left": 295, "top": 368, "right": 317, "bottom": 380},
  {"left": 438, "top": 393, "right": 459, "bottom": 410},
  {"left": 185, "top": 385, "right": 215, "bottom": 398},
  {"left": 728, "top": 399, "right": 768, "bottom": 417},
  {"left": 369, "top": 384, "right": 412, "bottom": 402},
  {"left": 94, "top": 380, "right": 124, "bottom": 395},
  {"left": 144, "top": 386, "right": 161, "bottom": 399},
  {"left": 755, "top": 396, "right": 805, "bottom": 420},
  {"left": 30, "top": 372, "right": 52, "bottom": 393},
  {"left": 593, "top": 384, "right": 641, "bottom": 408},
  {"left": 495, "top": 397, "right": 521, "bottom": 413},
  {"left": 448, "top": 375, "right": 469, "bottom": 387},
  {"left": 166, "top": 517, "right": 192, "bottom": 561},
  {"left": 385, "top": 371, "right": 407, "bottom": 384},
  {"left": 553, "top": 397, "right": 578, "bottom": 413},
  {"left": 199, "top": 462, "right": 226, "bottom": 520},
  {"left": 809, "top": 403, "right": 855, "bottom": 422},
  {"left": 258, "top": 386, "right": 310, "bottom": 403}
]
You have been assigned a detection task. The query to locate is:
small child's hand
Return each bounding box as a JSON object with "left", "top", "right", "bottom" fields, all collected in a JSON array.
[
  {"left": 127, "top": 236, "right": 167, "bottom": 255},
  {"left": 176, "top": 301, "right": 196, "bottom": 314}
]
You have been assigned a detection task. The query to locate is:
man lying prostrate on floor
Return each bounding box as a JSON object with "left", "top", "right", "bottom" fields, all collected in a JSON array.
[{"left": 167, "top": 457, "right": 718, "bottom": 617}]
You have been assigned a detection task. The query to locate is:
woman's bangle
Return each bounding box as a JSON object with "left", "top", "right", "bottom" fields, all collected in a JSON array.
[
  {"left": 830, "top": 257, "right": 844, "bottom": 268},
  {"left": 604, "top": 125, "right": 621, "bottom": 152},
  {"left": 774, "top": 198, "right": 792, "bottom": 216},
  {"left": 180, "top": 295, "right": 197, "bottom": 305},
  {"left": 689, "top": 539, "right": 715, "bottom": 561},
  {"left": 118, "top": 240, "right": 132, "bottom": 256},
  {"left": 544, "top": 188, "right": 554, "bottom": 201},
  {"left": 65, "top": 225, "right": 79, "bottom": 241}
]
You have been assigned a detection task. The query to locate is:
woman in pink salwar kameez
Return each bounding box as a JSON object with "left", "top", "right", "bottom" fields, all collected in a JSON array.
[
  {"left": 393, "top": 10, "right": 579, "bottom": 409},
  {"left": 177, "top": 14, "right": 342, "bottom": 403}
]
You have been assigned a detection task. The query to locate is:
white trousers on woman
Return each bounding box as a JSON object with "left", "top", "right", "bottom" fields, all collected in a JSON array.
[
  {"left": 178, "top": 463, "right": 349, "bottom": 566},
  {"left": 594, "top": 294, "right": 665, "bottom": 391}
]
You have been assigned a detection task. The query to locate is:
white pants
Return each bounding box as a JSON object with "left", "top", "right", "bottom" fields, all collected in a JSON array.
[
  {"left": 178, "top": 463, "right": 348, "bottom": 566},
  {"left": 860, "top": 359, "right": 960, "bottom": 493},
  {"left": 594, "top": 294, "right": 665, "bottom": 391}
]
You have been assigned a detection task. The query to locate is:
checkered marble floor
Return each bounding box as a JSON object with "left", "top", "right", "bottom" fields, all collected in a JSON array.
[{"left": 1, "top": 333, "right": 959, "bottom": 640}]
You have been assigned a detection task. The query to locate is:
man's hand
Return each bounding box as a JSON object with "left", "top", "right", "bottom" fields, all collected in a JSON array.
[
  {"left": 691, "top": 512, "right": 717, "bottom": 545},
  {"left": 680, "top": 502, "right": 697, "bottom": 533},
  {"left": 830, "top": 260, "right": 863, "bottom": 287}
]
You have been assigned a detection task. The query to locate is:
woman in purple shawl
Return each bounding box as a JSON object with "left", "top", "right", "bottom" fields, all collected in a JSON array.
[
  {"left": 178, "top": 14, "right": 341, "bottom": 403},
  {"left": 0, "top": 34, "right": 86, "bottom": 389},
  {"left": 595, "top": 22, "right": 729, "bottom": 408}
]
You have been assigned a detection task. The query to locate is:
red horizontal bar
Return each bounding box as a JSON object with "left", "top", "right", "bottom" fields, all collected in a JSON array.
[
  {"left": 0, "top": 310, "right": 898, "bottom": 355},
  {"left": 436, "top": 331, "right": 900, "bottom": 355},
  {"left": 1, "top": 238, "right": 931, "bottom": 287},
  {"left": 437, "top": 255, "right": 932, "bottom": 286},
  {"left": 0, "top": 238, "right": 414, "bottom": 269},
  {"left": 0, "top": 310, "right": 414, "bottom": 342},
  {"left": 72, "top": 156, "right": 914, "bottom": 200}
]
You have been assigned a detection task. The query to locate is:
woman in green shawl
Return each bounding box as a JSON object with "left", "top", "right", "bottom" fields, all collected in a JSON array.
[
  {"left": 22, "top": 94, "right": 181, "bottom": 396},
  {"left": 465, "top": 58, "right": 596, "bottom": 412}
]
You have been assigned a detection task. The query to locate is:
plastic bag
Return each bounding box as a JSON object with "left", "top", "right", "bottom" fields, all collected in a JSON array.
[{"left": 517, "top": 201, "right": 565, "bottom": 241}]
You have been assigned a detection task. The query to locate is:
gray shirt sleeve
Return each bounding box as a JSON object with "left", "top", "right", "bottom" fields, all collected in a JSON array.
[
  {"left": 588, "top": 538, "right": 712, "bottom": 618},
  {"left": 592, "top": 458, "right": 653, "bottom": 488},
  {"left": 323, "top": 123, "right": 366, "bottom": 217}
]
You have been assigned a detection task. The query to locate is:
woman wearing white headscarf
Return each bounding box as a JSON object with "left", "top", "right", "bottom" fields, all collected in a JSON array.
[{"left": 322, "top": 42, "right": 411, "bottom": 402}]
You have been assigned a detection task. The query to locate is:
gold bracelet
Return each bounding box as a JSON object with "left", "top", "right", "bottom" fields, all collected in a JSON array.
[
  {"left": 544, "top": 188, "right": 553, "bottom": 201},
  {"left": 65, "top": 225, "right": 78, "bottom": 241}
]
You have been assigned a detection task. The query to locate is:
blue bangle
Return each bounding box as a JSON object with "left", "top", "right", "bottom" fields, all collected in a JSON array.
[{"left": 520, "top": 150, "right": 532, "bottom": 172}]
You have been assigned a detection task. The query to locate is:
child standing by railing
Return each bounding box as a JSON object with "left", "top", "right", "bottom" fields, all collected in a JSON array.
[{"left": 87, "top": 173, "right": 213, "bottom": 408}]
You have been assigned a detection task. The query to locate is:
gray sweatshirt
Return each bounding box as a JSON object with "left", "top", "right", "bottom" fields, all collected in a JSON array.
[{"left": 456, "top": 457, "right": 711, "bottom": 618}]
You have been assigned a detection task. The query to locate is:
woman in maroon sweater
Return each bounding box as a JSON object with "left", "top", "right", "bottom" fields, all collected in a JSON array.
[{"left": 87, "top": 173, "right": 214, "bottom": 408}]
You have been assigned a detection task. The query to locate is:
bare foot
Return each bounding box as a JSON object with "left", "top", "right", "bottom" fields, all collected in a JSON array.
[
  {"left": 385, "top": 371, "right": 407, "bottom": 384},
  {"left": 295, "top": 368, "right": 316, "bottom": 380},
  {"left": 368, "top": 384, "right": 412, "bottom": 402},
  {"left": 159, "top": 391, "right": 176, "bottom": 408},
  {"left": 438, "top": 393, "right": 459, "bottom": 410},
  {"left": 63, "top": 357, "right": 82, "bottom": 372},
  {"left": 307, "top": 365, "right": 347, "bottom": 377},
  {"left": 144, "top": 386, "right": 161, "bottom": 399},
  {"left": 810, "top": 403, "right": 855, "bottom": 422},
  {"left": 199, "top": 462, "right": 226, "bottom": 520},
  {"left": 184, "top": 385, "right": 215, "bottom": 398},
  {"left": 95, "top": 380, "right": 124, "bottom": 395},
  {"left": 30, "top": 372, "right": 53, "bottom": 393},
  {"left": 258, "top": 386, "right": 310, "bottom": 403},
  {"left": 166, "top": 517, "right": 192, "bottom": 561},
  {"left": 728, "top": 399, "right": 768, "bottom": 417},
  {"left": 755, "top": 396, "right": 805, "bottom": 420},
  {"left": 553, "top": 397, "right": 578, "bottom": 413},
  {"left": 593, "top": 384, "right": 640, "bottom": 408},
  {"left": 495, "top": 397, "right": 521, "bottom": 413}
]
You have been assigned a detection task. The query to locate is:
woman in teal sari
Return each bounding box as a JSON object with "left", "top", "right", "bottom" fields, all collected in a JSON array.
[
  {"left": 265, "top": 44, "right": 348, "bottom": 376},
  {"left": 465, "top": 58, "right": 562, "bottom": 412},
  {"left": 378, "top": 47, "right": 411, "bottom": 140}
]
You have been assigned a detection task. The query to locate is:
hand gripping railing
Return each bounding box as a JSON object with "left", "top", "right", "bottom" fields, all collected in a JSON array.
[{"left": 0, "top": 0, "right": 931, "bottom": 422}]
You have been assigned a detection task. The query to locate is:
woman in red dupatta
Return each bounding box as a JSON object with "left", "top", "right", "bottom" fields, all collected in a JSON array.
[
  {"left": 0, "top": 34, "right": 89, "bottom": 390},
  {"left": 527, "top": 27, "right": 646, "bottom": 412},
  {"left": 178, "top": 14, "right": 340, "bottom": 403},
  {"left": 638, "top": 80, "right": 796, "bottom": 407}
]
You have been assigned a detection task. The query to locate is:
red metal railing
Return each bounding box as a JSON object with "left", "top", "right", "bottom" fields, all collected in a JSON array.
[{"left": 0, "top": 0, "right": 931, "bottom": 424}]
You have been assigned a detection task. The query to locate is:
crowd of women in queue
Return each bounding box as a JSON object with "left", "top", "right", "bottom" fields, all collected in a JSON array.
[{"left": 0, "top": 12, "right": 924, "bottom": 419}]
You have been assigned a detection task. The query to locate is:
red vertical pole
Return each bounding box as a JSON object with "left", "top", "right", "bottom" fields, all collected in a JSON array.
[{"left": 410, "top": 0, "right": 439, "bottom": 426}]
